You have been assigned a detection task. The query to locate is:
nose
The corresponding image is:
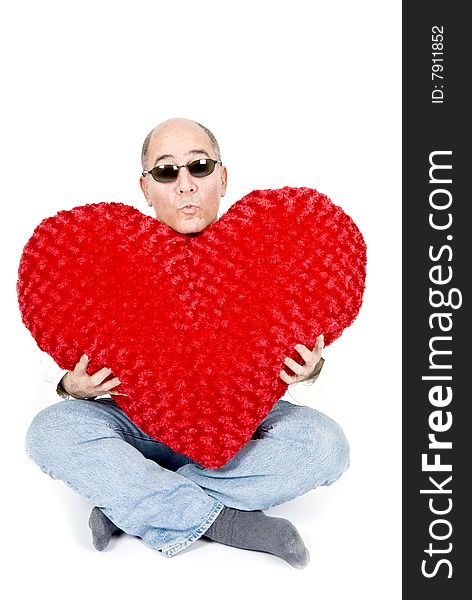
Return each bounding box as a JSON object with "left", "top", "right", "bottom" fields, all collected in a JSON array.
[{"left": 175, "top": 166, "right": 196, "bottom": 194}]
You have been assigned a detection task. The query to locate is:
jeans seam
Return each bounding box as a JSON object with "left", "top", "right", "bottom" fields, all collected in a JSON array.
[
  {"left": 109, "top": 428, "right": 161, "bottom": 444},
  {"left": 158, "top": 500, "right": 225, "bottom": 557}
]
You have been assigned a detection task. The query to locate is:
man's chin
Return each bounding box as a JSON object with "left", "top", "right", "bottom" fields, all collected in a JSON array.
[{"left": 172, "top": 216, "right": 214, "bottom": 235}]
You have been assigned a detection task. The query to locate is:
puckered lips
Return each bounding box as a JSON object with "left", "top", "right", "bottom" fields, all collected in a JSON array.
[{"left": 178, "top": 203, "right": 199, "bottom": 215}]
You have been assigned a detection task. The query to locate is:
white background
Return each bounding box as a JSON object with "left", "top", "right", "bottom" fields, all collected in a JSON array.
[{"left": 0, "top": 1, "right": 401, "bottom": 598}]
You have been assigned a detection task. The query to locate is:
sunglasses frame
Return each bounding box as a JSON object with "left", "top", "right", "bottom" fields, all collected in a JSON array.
[{"left": 142, "top": 158, "right": 222, "bottom": 183}]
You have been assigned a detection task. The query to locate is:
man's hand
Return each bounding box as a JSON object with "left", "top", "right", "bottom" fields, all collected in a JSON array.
[
  {"left": 279, "top": 334, "right": 324, "bottom": 384},
  {"left": 62, "top": 354, "right": 122, "bottom": 399}
]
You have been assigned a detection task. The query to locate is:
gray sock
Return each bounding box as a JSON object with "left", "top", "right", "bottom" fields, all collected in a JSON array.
[
  {"left": 203, "top": 507, "right": 310, "bottom": 568},
  {"left": 88, "top": 507, "right": 121, "bottom": 551}
]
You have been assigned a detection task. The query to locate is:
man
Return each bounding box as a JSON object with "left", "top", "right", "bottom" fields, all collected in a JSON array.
[{"left": 25, "top": 118, "right": 350, "bottom": 568}]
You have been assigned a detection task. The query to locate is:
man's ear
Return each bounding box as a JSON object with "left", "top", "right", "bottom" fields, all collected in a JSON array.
[
  {"left": 220, "top": 166, "right": 228, "bottom": 197},
  {"left": 139, "top": 176, "right": 152, "bottom": 207}
]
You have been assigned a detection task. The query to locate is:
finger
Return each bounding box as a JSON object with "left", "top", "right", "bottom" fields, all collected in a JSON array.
[
  {"left": 284, "top": 356, "right": 305, "bottom": 375},
  {"left": 309, "top": 335, "right": 325, "bottom": 363},
  {"left": 294, "top": 343, "right": 314, "bottom": 363},
  {"left": 279, "top": 370, "right": 296, "bottom": 384},
  {"left": 314, "top": 334, "right": 325, "bottom": 353},
  {"left": 74, "top": 354, "right": 89, "bottom": 376},
  {"left": 89, "top": 367, "right": 113, "bottom": 386},
  {"left": 99, "top": 377, "right": 121, "bottom": 392}
]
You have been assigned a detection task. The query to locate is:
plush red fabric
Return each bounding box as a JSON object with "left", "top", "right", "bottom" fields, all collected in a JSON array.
[{"left": 17, "top": 187, "right": 366, "bottom": 467}]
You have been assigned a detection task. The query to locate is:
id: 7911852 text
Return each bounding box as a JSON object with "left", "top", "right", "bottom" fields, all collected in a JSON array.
[{"left": 431, "top": 25, "right": 444, "bottom": 104}]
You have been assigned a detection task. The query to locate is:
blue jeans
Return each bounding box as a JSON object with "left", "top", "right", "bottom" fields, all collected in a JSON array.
[{"left": 25, "top": 397, "right": 349, "bottom": 557}]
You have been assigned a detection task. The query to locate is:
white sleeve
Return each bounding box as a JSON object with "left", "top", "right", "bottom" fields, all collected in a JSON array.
[
  {"left": 280, "top": 363, "right": 326, "bottom": 406},
  {"left": 27, "top": 350, "right": 65, "bottom": 411},
  {"left": 38, "top": 350, "right": 64, "bottom": 385}
]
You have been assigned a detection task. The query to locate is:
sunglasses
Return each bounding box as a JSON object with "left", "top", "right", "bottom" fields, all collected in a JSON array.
[{"left": 142, "top": 158, "right": 222, "bottom": 183}]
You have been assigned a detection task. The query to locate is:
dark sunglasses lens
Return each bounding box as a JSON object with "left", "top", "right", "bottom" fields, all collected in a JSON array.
[
  {"left": 151, "top": 164, "right": 178, "bottom": 182},
  {"left": 188, "top": 159, "right": 216, "bottom": 177}
]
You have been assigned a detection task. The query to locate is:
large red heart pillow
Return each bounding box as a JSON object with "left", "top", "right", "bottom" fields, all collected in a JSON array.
[{"left": 17, "top": 187, "right": 366, "bottom": 468}]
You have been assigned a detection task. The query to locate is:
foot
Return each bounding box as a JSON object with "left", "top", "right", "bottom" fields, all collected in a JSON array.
[
  {"left": 88, "top": 507, "right": 122, "bottom": 551},
  {"left": 203, "top": 507, "right": 310, "bottom": 568}
]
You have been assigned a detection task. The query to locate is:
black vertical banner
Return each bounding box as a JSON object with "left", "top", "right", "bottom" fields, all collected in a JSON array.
[{"left": 403, "top": 2, "right": 470, "bottom": 597}]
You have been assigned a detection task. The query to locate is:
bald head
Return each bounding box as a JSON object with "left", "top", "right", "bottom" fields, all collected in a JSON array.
[
  {"left": 141, "top": 118, "right": 221, "bottom": 171},
  {"left": 139, "top": 117, "right": 228, "bottom": 234}
]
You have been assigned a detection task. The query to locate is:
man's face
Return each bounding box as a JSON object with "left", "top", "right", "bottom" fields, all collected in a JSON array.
[{"left": 140, "top": 120, "right": 228, "bottom": 234}]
